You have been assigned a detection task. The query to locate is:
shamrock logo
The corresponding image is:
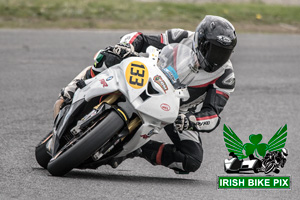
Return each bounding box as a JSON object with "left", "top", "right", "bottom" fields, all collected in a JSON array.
[
  {"left": 223, "top": 124, "right": 287, "bottom": 160},
  {"left": 244, "top": 134, "right": 268, "bottom": 158}
]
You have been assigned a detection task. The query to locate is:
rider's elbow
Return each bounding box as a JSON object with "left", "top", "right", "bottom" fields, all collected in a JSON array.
[{"left": 196, "top": 115, "right": 221, "bottom": 133}]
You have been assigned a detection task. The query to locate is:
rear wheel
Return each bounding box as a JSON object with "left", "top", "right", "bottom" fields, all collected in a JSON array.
[
  {"left": 35, "top": 131, "right": 53, "bottom": 169},
  {"left": 47, "top": 110, "right": 124, "bottom": 176}
]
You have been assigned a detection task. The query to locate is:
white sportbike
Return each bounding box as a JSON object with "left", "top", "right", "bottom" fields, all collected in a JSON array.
[{"left": 35, "top": 44, "right": 195, "bottom": 176}]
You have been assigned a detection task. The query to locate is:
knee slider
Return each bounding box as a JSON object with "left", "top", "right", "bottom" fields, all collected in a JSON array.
[{"left": 184, "top": 156, "right": 202, "bottom": 172}]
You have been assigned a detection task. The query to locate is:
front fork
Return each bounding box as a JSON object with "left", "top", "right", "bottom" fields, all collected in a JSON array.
[
  {"left": 89, "top": 92, "right": 142, "bottom": 161},
  {"left": 95, "top": 92, "right": 142, "bottom": 135}
]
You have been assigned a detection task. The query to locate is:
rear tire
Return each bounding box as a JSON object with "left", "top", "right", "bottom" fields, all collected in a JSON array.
[
  {"left": 35, "top": 131, "right": 53, "bottom": 169},
  {"left": 47, "top": 111, "right": 124, "bottom": 176}
]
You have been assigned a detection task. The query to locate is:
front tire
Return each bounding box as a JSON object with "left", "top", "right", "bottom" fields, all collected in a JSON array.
[
  {"left": 47, "top": 111, "right": 124, "bottom": 176},
  {"left": 35, "top": 131, "right": 53, "bottom": 169},
  {"left": 264, "top": 162, "right": 275, "bottom": 174}
]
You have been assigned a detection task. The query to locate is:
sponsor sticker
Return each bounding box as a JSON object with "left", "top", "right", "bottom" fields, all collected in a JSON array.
[
  {"left": 162, "top": 66, "right": 179, "bottom": 84},
  {"left": 100, "top": 79, "right": 108, "bottom": 87},
  {"left": 217, "top": 35, "right": 232, "bottom": 46},
  {"left": 160, "top": 103, "right": 170, "bottom": 111},
  {"left": 106, "top": 76, "right": 113, "bottom": 81},
  {"left": 141, "top": 129, "right": 155, "bottom": 139},
  {"left": 153, "top": 75, "right": 168, "bottom": 93}
]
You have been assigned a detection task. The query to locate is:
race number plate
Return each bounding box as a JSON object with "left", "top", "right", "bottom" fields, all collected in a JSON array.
[{"left": 125, "top": 61, "right": 149, "bottom": 89}]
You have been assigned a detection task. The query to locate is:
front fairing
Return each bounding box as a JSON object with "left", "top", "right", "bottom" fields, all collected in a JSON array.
[
  {"left": 118, "top": 56, "right": 182, "bottom": 124},
  {"left": 48, "top": 46, "right": 191, "bottom": 158}
]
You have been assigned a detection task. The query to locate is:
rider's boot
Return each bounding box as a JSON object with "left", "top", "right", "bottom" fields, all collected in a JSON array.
[
  {"left": 139, "top": 140, "right": 165, "bottom": 165},
  {"left": 108, "top": 148, "right": 142, "bottom": 168},
  {"left": 108, "top": 141, "right": 166, "bottom": 168}
]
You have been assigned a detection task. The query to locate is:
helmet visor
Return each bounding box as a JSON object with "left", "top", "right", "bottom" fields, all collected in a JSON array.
[{"left": 205, "top": 43, "right": 232, "bottom": 68}]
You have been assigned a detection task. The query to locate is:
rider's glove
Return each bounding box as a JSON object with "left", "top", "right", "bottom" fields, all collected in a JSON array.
[
  {"left": 60, "top": 79, "right": 81, "bottom": 103},
  {"left": 174, "top": 112, "right": 197, "bottom": 132},
  {"left": 112, "top": 43, "right": 138, "bottom": 58}
]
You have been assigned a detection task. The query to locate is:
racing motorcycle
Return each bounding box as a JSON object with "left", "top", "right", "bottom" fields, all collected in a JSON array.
[
  {"left": 35, "top": 44, "right": 195, "bottom": 176},
  {"left": 261, "top": 148, "right": 288, "bottom": 174}
]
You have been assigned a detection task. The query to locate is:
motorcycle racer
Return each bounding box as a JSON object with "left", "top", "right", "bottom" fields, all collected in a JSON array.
[
  {"left": 262, "top": 148, "right": 288, "bottom": 174},
  {"left": 55, "top": 15, "right": 237, "bottom": 174}
]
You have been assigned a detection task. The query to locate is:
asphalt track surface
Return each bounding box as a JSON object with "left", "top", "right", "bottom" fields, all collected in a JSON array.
[{"left": 0, "top": 29, "right": 299, "bottom": 199}]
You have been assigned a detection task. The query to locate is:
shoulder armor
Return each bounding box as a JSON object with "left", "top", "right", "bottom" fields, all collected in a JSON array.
[
  {"left": 165, "top": 29, "right": 189, "bottom": 44},
  {"left": 120, "top": 32, "right": 140, "bottom": 43},
  {"left": 215, "top": 68, "right": 235, "bottom": 91}
]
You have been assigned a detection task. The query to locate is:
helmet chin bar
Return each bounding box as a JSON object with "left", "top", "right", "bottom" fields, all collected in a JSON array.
[
  {"left": 193, "top": 40, "right": 220, "bottom": 73},
  {"left": 195, "top": 48, "right": 214, "bottom": 72}
]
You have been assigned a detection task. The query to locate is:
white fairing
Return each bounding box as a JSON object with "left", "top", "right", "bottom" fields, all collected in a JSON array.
[{"left": 73, "top": 44, "right": 190, "bottom": 157}]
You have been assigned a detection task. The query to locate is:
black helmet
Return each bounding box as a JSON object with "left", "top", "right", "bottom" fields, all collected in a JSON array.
[{"left": 194, "top": 15, "right": 237, "bottom": 72}]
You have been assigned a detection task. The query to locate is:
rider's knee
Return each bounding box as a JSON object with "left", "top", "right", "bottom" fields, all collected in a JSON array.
[{"left": 183, "top": 155, "right": 202, "bottom": 172}]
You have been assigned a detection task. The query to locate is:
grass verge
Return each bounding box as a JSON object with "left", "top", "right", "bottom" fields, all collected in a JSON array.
[{"left": 0, "top": 0, "right": 300, "bottom": 33}]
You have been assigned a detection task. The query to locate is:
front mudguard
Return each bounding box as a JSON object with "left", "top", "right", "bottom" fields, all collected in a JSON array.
[{"left": 49, "top": 99, "right": 86, "bottom": 157}]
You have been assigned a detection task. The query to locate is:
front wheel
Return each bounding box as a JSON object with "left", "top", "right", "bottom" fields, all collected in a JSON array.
[
  {"left": 47, "top": 110, "right": 124, "bottom": 176},
  {"left": 264, "top": 162, "right": 275, "bottom": 174},
  {"left": 35, "top": 131, "right": 53, "bottom": 169}
]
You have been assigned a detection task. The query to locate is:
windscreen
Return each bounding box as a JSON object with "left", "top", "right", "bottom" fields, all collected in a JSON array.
[{"left": 157, "top": 44, "right": 199, "bottom": 88}]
